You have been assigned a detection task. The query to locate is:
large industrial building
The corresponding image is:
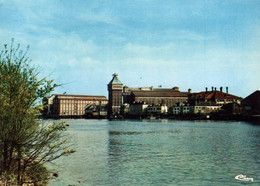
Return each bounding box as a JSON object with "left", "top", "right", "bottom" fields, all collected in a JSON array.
[
  {"left": 43, "top": 94, "right": 108, "bottom": 117},
  {"left": 123, "top": 86, "right": 190, "bottom": 107},
  {"left": 107, "top": 73, "right": 190, "bottom": 116},
  {"left": 107, "top": 73, "right": 123, "bottom": 116},
  {"left": 42, "top": 73, "right": 247, "bottom": 119},
  {"left": 187, "top": 87, "right": 242, "bottom": 115},
  {"left": 107, "top": 73, "right": 244, "bottom": 117}
]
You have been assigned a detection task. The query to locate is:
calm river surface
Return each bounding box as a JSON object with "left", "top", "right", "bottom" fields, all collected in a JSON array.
[{"left": 48, "top": 119, "right": 260, "bottom": 186}]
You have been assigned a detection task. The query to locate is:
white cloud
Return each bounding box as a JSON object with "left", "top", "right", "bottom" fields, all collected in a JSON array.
[
  {"left": 79, "top": 9, "right": 119, "bottom": 26},
  {"left": 168, "top": 30, "right": 214, "bottom": 41},
  {"left": 125, "top": 43, "right": 175, "bottom": 55},
  {"left": 1, "top": 0, "right": 259, "bottom": 97}
]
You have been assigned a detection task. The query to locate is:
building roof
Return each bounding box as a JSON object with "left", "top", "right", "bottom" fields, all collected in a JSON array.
[
  {"left": 242, "top": 90, "right": 260, "bottom": 104},
  {"left": 243, "top": 90, "right": 260, "bottom": 99},
  {"left": 53, "top": 94, "right": 107, "bottom": 100},
  {"left": 190, "top": 91, "right": 241, "bottom": 100},
  {"left": 132, "top": 91, "right": 189, "bottom": 97},
  {"left": 108, "top": 73, "right": 123, "bottom": 85},
  {"left": 124, "top": 86, "right": 180, "bottom": 92}
]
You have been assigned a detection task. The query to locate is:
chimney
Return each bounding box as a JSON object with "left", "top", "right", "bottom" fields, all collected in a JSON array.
[
  {"left": 188, "top": 88, "right": 191, "bottom": 93},
  {"left": 220, "top": 87, "right": 223, "bottom": 92},
  {"left": 212, "top": 86, "right": 214, "bottom": 91},
  {"left": 206, "top": 87, "right": 208, "bottom": 92},
  {"left": 173, "top": 86, "right": 179, "bottom": 91},
  {"left": 214, "top": 87, "right": 217, "bottom": 91},
  {"left": 226, "top": 87, "right": 228, "bottom": 94}
]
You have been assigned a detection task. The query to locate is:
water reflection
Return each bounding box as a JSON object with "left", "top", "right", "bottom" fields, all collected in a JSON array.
[
  {"left": 49, "top": 119, "right": 260, "bottom": 185},
  {"left": 106, "top": 120, "right": 260, "bottom": 185}
]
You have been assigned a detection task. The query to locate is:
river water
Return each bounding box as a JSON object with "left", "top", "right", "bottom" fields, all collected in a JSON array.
[{"left": 48, "top": 119, "right": 260, "bottom": 186}]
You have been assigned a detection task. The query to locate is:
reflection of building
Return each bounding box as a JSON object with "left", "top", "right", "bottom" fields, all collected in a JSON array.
[
  {"left": 43, "top": 94, "right": 108, "bottom": 117},
  {"left": 242, "top": 90, "right": 260, "bottom": 116},
  {"left": 107, "top": 73, "right": 123, "bottom": 116}
]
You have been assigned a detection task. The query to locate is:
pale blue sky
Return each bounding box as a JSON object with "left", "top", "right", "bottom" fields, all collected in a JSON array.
[{"left": 0, "top": 0, "right": 259, "bottom": 97}]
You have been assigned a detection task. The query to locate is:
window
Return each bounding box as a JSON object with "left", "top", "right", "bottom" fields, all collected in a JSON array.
[{"left": 245, "top": 106, "right": 251, "bottom": 110}]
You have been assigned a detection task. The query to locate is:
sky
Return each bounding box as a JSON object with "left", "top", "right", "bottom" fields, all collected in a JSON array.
[{"left": 0, "top": 0, "right": 259, "bottom": 98}]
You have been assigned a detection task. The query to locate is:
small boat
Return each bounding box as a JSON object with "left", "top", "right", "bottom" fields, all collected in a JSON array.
[
  {"left": 235, "top": 174, "right": 253, "bottom": 182},
  {"left": 148, "top": 115, "right": 156, "bottom": 120}
]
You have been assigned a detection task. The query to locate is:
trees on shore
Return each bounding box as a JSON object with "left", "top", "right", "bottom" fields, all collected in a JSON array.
[{"left": 0, "top": 40, "right": 75, "bottom": 185}]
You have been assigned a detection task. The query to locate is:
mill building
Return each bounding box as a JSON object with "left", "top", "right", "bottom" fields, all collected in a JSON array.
[
  {"left": 107, "top": 73, "right": 190, "bottom": 116},
  {"left": 43, "top": 94, "right": 108, "bottom": 118}
]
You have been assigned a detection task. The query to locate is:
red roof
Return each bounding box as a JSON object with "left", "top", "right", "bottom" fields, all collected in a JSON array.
[{"left": 190, "top": 91, "right": 241, "bottom": 100}]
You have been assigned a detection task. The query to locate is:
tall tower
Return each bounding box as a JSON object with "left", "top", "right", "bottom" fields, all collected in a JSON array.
[{"left": 107, "top": 73, "right": 123, "bottom": 116}]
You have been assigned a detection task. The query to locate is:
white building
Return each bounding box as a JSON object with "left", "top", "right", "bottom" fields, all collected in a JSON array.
[
  {"left": 147, "top": 105, "right": 168, "bottom": 115},
  {"left": 171, "top": 103, "right": 190, "bottom": 115},
  {"left": 189, "top": 105, "right": 221, "bottom": 114}
]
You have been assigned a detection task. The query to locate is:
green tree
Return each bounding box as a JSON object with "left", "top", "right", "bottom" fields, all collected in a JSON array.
[{"left": 0, "top": 40, "right": 75, "bottom": 185}]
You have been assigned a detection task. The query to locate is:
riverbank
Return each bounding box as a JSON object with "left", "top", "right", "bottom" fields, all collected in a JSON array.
[{"left": 42, "top": 113, "right": 260, "bottom": 124}]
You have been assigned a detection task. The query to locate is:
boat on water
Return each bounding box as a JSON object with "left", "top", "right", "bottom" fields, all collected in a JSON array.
[
  {"left": 235, "top": 174, "right": 253, "bottom": 182},
  {"left": 147, "top": 115, "right": 156, "bottom": 120}
]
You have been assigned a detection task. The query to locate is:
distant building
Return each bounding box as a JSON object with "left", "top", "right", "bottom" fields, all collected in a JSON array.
[
  {"left": 128, "top": 102, "right": 149, "bottom": 116},
  {"left": 107, "top": 73, "right": 123, "bottom": 116},
  {"left": 123, "top": 86, "right": 190, "bottom": 108},
  {"left": 147, "top": 104, "right": 168, "bottom": 115},
  {"left": 43, "top": 94, "right": 108, "bottom": 117},
  {"left": 85, "top": 104, "right": 107, "bottom": 118},
  {"left": 170, "top": 102, "right": 190, "bottom": 115},
  {"left": 188, "top": 87, "right": 242, "bottom": 114},
  {"left": 242, "top": 90, "right": 260, "bottom": 116},
  {"left": 107, "top": 74, "right": 244, "bottom": 118},
  {"left": 107, "top": 74, "right": 190, "bottom": 117},
  {"left": 189, "top": 88, "right": 241, "bottom": 106},
  {"left": 221, "top": 103, "right": 242, "bottom": 115},
  {"left": 189, "top": 105, "right": 221, "bottom": 114},
  {"left": 43, "top": 94, "right": 56, "bottom": 116}
]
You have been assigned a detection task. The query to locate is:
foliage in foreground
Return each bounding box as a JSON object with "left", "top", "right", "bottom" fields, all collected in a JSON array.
[{"left": 0, "top": 40, "right": 75, "bottom": 185}]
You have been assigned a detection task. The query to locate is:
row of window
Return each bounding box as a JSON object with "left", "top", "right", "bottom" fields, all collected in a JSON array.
[
  {"left": 193, "top": 106, "right": 220, "bottom": 110},
  {"left": 59, "top": 105, "right": 85, "bottom": 115},
  {"left": 112, "top": 94, "right": 121, "bottom": 106},
  {"left": 217, "top": 99, "right": 234, "bottom": 102},
  {"left": 173, "top": 106, "right": 220, "bottom": 110},
  {"left": 60, "top": 104, "right": 85, "bottom": 107},
  {"left": 147, "top": 107, "right": 162, "bottom": 111},
  {"left": 61, "top": 111, "right": 85, "bottom": 115},
  {"left": 174, "top": 107, "right": 190, "bottom": 110},
  {"left": 138, "top": 98, "right": 187, "bottom": 105},
  {"left": 59, "top": 99, "right": 107, "bottom": 104}
]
